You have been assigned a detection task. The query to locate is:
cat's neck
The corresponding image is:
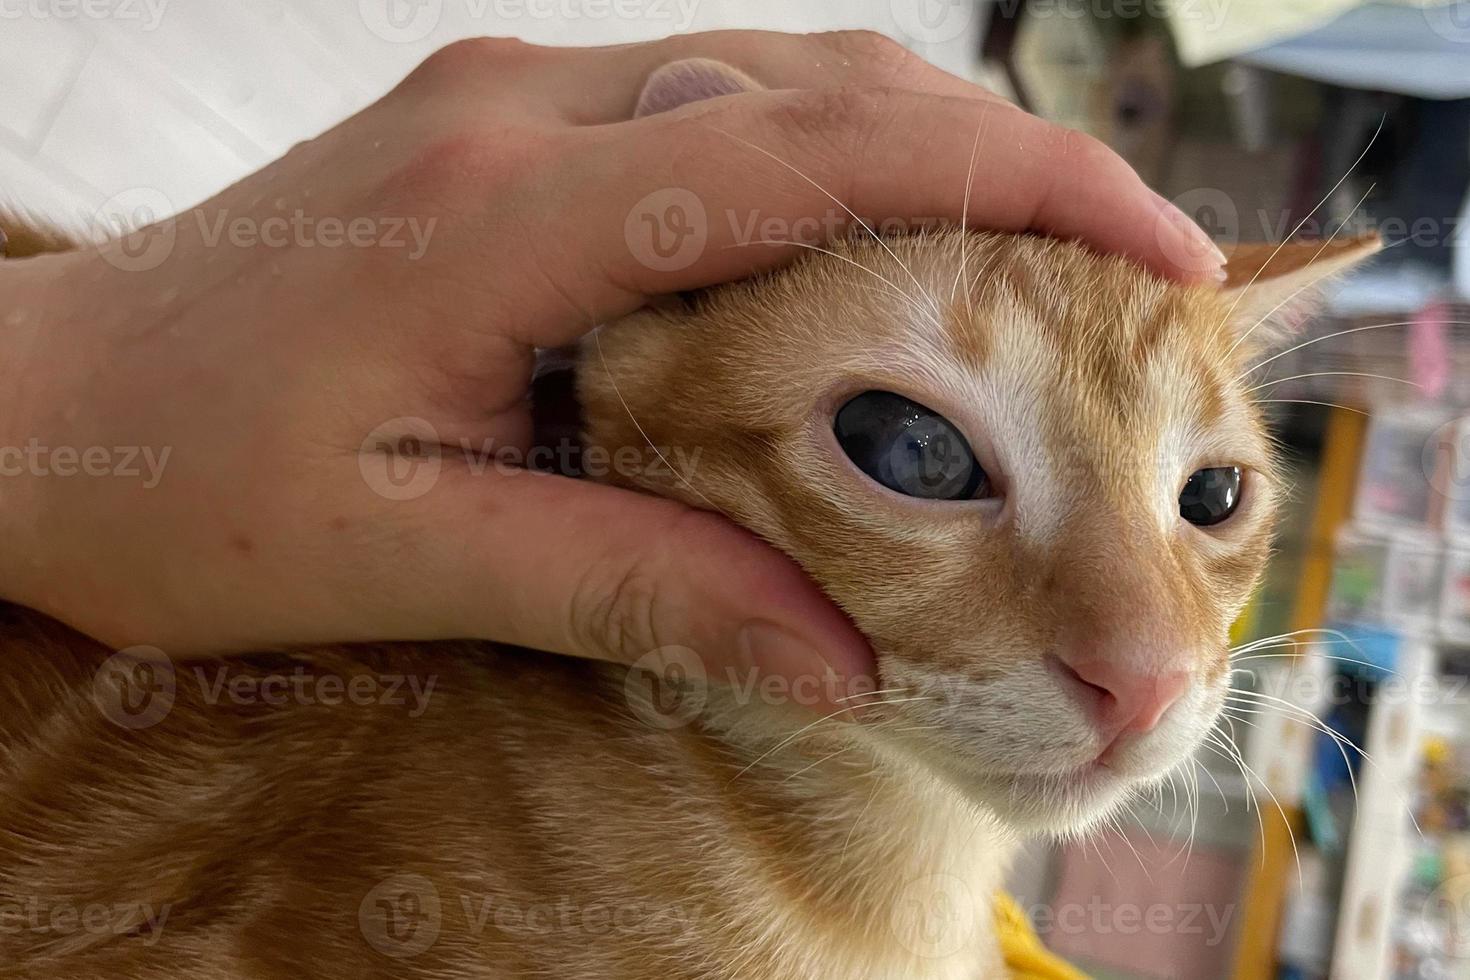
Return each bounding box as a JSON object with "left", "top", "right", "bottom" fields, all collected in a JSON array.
[{"left": 683, "top": 686, "right": 1018, "bottom": 978}]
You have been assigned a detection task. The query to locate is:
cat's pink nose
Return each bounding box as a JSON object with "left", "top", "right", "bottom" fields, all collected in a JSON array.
[{"left": 1057, "top": 658, "right": 1189, "bottom": 736}]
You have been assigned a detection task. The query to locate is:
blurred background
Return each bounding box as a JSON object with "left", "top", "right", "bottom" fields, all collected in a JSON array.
[{"left": 4, "top": 1, "right": 1469, "bottom": 977}]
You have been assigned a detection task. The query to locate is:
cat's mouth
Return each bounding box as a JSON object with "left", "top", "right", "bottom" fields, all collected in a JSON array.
[{"left": 871, "top": 662, "right": 1227, "bottom": 833}]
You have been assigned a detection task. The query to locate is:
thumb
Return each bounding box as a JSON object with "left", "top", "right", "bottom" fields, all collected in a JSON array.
[{"left": 357, "top": 465, "right": 876, "bottom": 718}]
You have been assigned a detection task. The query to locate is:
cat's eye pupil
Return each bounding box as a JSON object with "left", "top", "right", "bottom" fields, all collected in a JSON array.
[
  {"left": 833, "top": 391, "right": 988, "bottom": 502},
  {"left": 1179, "top": 466, "right": 1242, "bottom": 527}
]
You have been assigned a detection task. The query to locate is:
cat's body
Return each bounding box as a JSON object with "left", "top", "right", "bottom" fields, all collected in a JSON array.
[
  {"left": 0, "top": 207, "right": 1377, "bottom": 978},
  {"left": 0, "top": 607, "right": 1010, "bottom": 980}
]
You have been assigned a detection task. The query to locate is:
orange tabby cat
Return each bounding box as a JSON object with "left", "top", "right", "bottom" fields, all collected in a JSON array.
[{"left": 0, "top": 61, "right": 1377, "bottom": 980}]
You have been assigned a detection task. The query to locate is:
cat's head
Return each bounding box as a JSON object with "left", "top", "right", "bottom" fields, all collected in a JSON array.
[{"left": 580, "top": 225, "right": 1377, "bottom": 833}]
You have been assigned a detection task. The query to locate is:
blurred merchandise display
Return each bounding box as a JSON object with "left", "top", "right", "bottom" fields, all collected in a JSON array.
[
  {"left": 1443, "top": 551, "right": 1470, "bottom": 645},
  {"left": 1391, "top": 714, "right": 1470, "bottom": 977},
  {"left": 1293, "top": 409, "right": 1470, "bottom": 979}
]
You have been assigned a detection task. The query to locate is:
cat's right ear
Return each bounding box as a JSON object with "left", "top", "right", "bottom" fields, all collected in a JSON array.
[
  {"left": 1217, "top": 234, "right": 1381, "bottom": 351},
  {"left": 634, "top": 58, "right": 762, "bottom": 118}
]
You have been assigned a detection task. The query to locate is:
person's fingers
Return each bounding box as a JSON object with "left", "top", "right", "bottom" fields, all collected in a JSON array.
[
  {"left": 344, "top": 466, "right": 875, "bottom": 718},
  {"left": 478, "top": 87, "right": 1221, "bottom": 346}
]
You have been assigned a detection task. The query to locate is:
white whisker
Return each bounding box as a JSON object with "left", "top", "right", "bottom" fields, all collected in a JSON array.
[
  {"left": 713, "top": 129, "right": 942, "bottom": 321},
  {"left": 1257, "top": 398, "right": 1369, "bottom": 415},
  {"left": 725, "top": 239, "right": 942, "bottom": 331},
  {"left": 1219, "top": 118, "right": 1383, "bottom": 352},
  {"left": 1226, "top": 182, "right": 1376, "bottom": 357},
  {"left": 594, "top": 332, "right": 723, "bottom": 513},
  {"left": 726, "top": 695, "right": 934, "bottom": 784},
  {"left": 1239, "top": 320, "right": 1470, "bottom": 380},
  {"left": 1247, "top": 370, "right": 1418, "bottom": 393},
  {"left": 951, "top": 106, "right": 994, "bottom": 314}
]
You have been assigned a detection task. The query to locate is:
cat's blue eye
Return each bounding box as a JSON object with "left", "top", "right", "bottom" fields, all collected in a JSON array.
[
  {"left": 833, "top": 391, "right": 989, "bottom": 501},
  {"left": 1179, "top": 466, "right": 1242, "bottom": 526}
]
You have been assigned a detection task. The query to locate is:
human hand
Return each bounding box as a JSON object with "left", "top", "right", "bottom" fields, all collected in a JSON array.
[{"left": 0, "top": 31, "right": 1224, "bottom": 709}]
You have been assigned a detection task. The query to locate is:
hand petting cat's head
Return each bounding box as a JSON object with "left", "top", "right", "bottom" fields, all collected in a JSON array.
[{"left": 581, "top": 224, "right": 1377, "bottom": 833}]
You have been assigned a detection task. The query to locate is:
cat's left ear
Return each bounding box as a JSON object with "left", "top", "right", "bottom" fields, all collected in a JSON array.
[{"left": 1218, "top": 234, "right": 1381, "bottom": 350}]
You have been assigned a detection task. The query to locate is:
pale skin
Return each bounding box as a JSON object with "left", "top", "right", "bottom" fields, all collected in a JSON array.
[{"left": 0, "top": 31, "right": 1225, "bottom": 707}]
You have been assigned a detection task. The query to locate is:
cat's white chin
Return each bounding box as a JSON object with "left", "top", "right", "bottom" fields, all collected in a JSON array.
[
  {"left": 964, "top": 763, "right": 1137, "bottom": 833},
  {"left": 901, "top": 734, "right": 1199, "bottom": 834}
]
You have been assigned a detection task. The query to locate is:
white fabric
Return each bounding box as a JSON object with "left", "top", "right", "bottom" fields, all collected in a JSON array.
[
  {"left": 0, "top": 0, "right": 984, "bottom": 229},
  {"left": 1238, "top": 2, "right": 1470, "bottom": 99},
  {"left": 1164, "top": 0, "right": 1449, "bottom": 68}
]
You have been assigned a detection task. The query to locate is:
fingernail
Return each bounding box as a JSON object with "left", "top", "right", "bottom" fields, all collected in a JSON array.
[
  {"left": 1202, "top": 235, "right": 1228, "bottom": 267},
  {"left": 1150, "top": 190, "right": 1227, "bottom": 273},
  {"left": 738, "top": 620, "right": 857, "bottom": 720}
]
